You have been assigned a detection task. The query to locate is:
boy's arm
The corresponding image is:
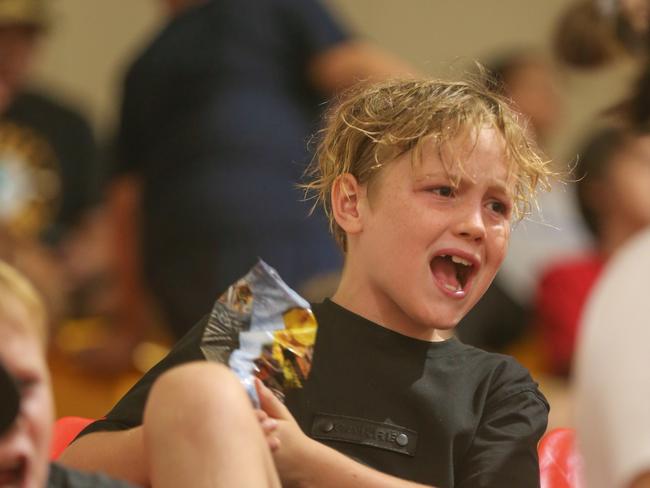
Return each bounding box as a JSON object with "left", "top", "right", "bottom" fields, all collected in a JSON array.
[
  {"left": 289, "top": 437, "right": 433, "bottom": 488},
  {"left": 58, "top": 428, "right": 148, "bottom": 487},
  {"left": 257, "top": 380, "right": 435, "bottom": 488},
  {"left": 278, "top": 0, "right": 416, "bottom": 97},
  {"left": 308, "top": 41, "right": 416, "bottom": 96}
]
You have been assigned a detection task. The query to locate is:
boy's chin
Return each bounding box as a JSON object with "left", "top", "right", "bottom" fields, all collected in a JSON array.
[
  {"left": 429, "top": 308, "right": 469, "bottom": 330},
  {"left": 420, "top": 314, "right": 461, "bottom": 337},
  {"left": 435, "top": 321, "right": 459, "bottom": 330}
]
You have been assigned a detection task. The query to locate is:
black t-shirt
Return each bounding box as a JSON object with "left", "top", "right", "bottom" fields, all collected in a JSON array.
[
  {"left": 47, "top": 463, "right": 135, "bottom": 488},
  {"left": 0, "top": 91, "right": 98, "bottom": 244},
  {"left": 79, "top": 300, "right": 549, "bottom": 487}
]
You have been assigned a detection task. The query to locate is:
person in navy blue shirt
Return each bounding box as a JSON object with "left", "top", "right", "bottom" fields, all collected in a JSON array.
[{"left": 108, "top": 0, "right": 413, "bottom": 341}]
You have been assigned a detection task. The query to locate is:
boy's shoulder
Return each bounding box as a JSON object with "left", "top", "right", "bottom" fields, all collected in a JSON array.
[
  {"left": 452, "top": 342, "right": 550, "bottom": 411},
  {"left": 311, "top": 299, "right": 548, "bottom": 411}
]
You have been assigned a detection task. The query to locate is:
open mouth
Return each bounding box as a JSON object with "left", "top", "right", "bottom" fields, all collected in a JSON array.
[
  {"left": 430, "top": 254, "right": 476, "bottom": 296},
  {"left": 0, "top": 457, "right": 26, "bottom": 487}
]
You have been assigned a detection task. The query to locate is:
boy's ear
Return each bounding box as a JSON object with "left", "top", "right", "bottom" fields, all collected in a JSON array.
[{"left": 331, "top": 173, "right": 365, "bottom": 235}]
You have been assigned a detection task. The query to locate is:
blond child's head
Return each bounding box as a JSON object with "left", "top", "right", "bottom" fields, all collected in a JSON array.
[
  {"left": 0, "top": 260, "right": 53, "bottom": 488},
  {"left": 307, "top": 77, "right": 554, "bottom": 340},
  {"left": 306, "top": 77, "right": 551, "bottom": 250}
]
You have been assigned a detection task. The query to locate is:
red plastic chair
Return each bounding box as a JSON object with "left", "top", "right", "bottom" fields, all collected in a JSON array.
[
  {"left": 539, "top": 428, "right": 584, "bottom": 488},
  {"left": 50, "top": 416, "right": 94, "bottom": 460}
]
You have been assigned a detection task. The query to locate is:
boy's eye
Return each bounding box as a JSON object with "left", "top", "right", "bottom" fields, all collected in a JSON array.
[
  {"left": 430, "top": 186, "right": 455, "bottom": 197},
  {"left": 487, "top": 200, "right": 510, "bottom": 216}
]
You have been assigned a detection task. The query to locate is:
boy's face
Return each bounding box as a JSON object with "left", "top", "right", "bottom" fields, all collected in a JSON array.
[
  {"left": 344, "top": 127, "right": 513, "bottom": 340},
  {"left": 0, "top": 319, "right": 53, "bottom": 488}
]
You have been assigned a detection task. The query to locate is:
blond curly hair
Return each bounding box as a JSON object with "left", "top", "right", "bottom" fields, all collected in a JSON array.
[{"left": 303, "top": 77, "right": 554, "bottom": 250}]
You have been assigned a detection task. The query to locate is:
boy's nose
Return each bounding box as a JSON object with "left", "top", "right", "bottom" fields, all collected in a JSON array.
[{"left": 453, "top": 206, "right": 486, "bottom": 242}]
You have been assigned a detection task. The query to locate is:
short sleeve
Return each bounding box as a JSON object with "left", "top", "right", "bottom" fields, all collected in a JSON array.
[
  {"left": 456, "top": 358, "right": 549, "bottom": 488},
  {"left": 76, "top": 316, "right": 208, "bottom": 438},
  {"left": 276, "top": 0, "right": 350, "bottom": 60}
]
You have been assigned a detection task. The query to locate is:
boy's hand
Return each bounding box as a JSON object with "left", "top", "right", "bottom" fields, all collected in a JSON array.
[
  {"left": 255, "top": 379, "right": 434, "bottom": 488},
  {"left": 255, "top": 408, "right": 280, "bottom": 451},
  {"left": 255, "top": 379, "right": 316, "bottom": 487}
]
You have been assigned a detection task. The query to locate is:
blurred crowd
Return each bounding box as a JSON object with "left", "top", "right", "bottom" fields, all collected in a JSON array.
[{"left": 1, "top": 0, "right": 650, "bottom": 484}]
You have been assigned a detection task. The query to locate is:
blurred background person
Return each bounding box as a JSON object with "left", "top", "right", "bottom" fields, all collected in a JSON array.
[
  {"left": 0, "top": 0, "right": 100, "bottom": 329},
  {"left": 555, "top": 0, "right": 649, "bottom": 69},
  {"left": 572, "top": 56, "right": 650, "bottom": 484},
  {"left": 574, "top": 228, "right": 650, "bottom": 488},
  {"left": 534, "top": 125, "right": 650, "bottom": 376},
  {"left": 0, "top": 0, "right": 144, "bottom": 419},
  {"left": 108, "top": 0, "right": 414, "bottom": 351}
]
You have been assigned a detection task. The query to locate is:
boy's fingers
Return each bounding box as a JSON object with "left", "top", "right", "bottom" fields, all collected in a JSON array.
[
  {"left": 267, "top": 436, "right": 281, "bottom": 452},
  {"left": 261, "top": 418, "right": 278, "bottom": 433},
  {"left": 255, "top": 378, "right": 292, "bottom": 420}
]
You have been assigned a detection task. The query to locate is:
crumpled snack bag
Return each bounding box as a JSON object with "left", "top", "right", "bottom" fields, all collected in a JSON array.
[{"left": 200, "top": 260, "right": 317, "bottom": 406}]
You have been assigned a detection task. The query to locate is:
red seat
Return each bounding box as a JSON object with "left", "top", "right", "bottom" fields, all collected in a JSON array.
[
  {"left": 539, "top": 428, "right": 583, "bottom": 488},
  {"left": 50, "top": 416, "right": 94, "bottom": 460}
]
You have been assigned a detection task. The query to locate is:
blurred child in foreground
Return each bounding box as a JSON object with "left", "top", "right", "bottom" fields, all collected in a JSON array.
[
  {"left": 0, "top": 261, "right": 135, "bottom": 487},
  {"left": 0, "top": 260, "right": 283, "bottom": 487}
]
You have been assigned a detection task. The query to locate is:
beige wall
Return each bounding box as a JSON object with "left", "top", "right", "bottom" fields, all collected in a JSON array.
[
  {"left": 329, "top": 0, "right": 566, "bottom": 70},
  {"left": 30, "top": 0, "right": 640, "bottom": 159}
]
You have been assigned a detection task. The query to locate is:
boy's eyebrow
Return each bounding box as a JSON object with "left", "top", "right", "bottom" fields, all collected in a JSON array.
[
  {"left": 476, "top": 178, "right": 516, "bottom": 201},
  {"left": 415, "top": 172, "right": 514, "bottom": 197},
  {"left": 484, "top": 177, "right": 514, "bottom": 195}
]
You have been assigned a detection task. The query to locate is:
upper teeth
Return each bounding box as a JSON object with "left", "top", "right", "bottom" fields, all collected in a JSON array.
[{"left": 443, "top": 255, "right": 472, "bottom": 267}]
